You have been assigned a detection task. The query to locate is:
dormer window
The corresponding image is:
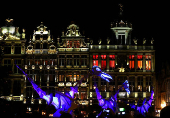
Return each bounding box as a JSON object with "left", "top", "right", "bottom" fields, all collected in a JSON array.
[
  {"left": 74, "top": 40, "right": 80, "bottom": 48},
  {"left": 67, "top": 40, "right": 72, "bottom": 48}
]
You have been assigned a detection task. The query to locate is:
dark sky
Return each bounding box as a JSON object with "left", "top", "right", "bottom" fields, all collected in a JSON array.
[{"left": 0, "top": 1, "right": 167, "bottom": 73}]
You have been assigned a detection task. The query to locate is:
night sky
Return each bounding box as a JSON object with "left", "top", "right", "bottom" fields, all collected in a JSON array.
[{"left": 0, "top": 1, "right": 167, "bottom": 74}]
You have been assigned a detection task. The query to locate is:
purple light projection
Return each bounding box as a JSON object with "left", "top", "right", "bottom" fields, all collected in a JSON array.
[
  {"left": 92, "top": 66, "right": 113, "bottom": 82},
  {"left": 94, "top": 80, "right": 130, "bottom": 115},
  {"left": 16, "top": 64, "right": 80, "bottom": 117},
  {"left": 92, "top": 66, "right": 130, "bottom": 117},
  {"left": 130, "top": 90, "right": 154, "bottom": 116}
]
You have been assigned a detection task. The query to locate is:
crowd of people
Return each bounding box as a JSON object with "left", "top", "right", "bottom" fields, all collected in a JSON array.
[{"left": 58, "top": 106, "right": 170, "bottom": 118}]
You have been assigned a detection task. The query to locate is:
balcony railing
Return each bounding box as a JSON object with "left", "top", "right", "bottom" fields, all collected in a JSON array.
[{"left": 90, "top": 45, "right": 154, "bottom": 50}]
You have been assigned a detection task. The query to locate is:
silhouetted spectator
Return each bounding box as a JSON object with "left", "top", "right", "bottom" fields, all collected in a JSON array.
[{"left": 160, "top": 106, "right": 170, "bottom": 118}]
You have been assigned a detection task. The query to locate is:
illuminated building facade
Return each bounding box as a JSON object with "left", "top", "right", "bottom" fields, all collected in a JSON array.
[
  {"left": 0, "top": 17, "right": 156, "bottom": 116},
  {"left": 0, "top": 19, "right": 26, "bottom": 101}
]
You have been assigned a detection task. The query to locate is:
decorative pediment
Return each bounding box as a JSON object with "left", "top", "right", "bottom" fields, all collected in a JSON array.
[
  {"left": 34, "top": 22, "right": 49, "bottom": 35},
  {"left": 65, "top": 24, "right": 81, "bottom": 36}
]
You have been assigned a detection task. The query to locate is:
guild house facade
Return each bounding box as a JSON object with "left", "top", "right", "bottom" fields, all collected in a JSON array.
[{"left": 0, "top": 17, "right": 156, "bottom": 116}]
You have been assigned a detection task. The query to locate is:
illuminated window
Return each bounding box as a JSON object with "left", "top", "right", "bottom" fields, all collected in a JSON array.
[
  {"left": 146, "top": 76, "right": 152, "bottom": 92},
  {"left": 35, "top": 60, "right": 40, "bottom": 65},
  {"left": 138, "top": 76, "right": 143, "bottom": 92},
  {"left": 93, "top": 55, "right": 98, "bottom": 66},
  {"left": 81, "top": 92, "right": 87, "bottom": 99},
  {"left": 67, "top": 40, "right": 72, "bottom": 48},
  {"left": 146, "top": 55, "right": 151, "bottom": 70},
  {"left": 74, "top": 40, "right": 80, "bottom": 48},
  {"left": 109, "top": 55, "right": 115, "bottom": 70},
  {"left": 59, "top": 74, "right": 64, "bottom": 81},
  {"left": 66, "top": 75, "right": 72, "bottom": 81},
  {"left": 129, "top": 55, "right": 135, "bottom": 70},
  {"left": 101, "top": 55, "right": 106, "bottom": 70},
  {"left": 137, "top": 55, "right": 143, "bottom": 70},
  {"left": 43, "top": 60, "right": 48, "bottom": 65}
]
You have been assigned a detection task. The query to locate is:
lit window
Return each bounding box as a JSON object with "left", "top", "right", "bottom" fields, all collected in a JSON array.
[
  {"left": 109, "top": 55, "right": 115, "bottom": 70},
  {"left": 67, "top": 40, "right": 72, "bottom": 48},
  {"left": 146, "top": 55, "right": 151, "bottom": 70},
  {"left": 129, "top": 55, "right": 135, "bottom": 70},
  {"left": 74, "top": 40, "right": 80, "bottom": 48},
  {"left": 93, "top": 55, "right": 98, "bottom": 66},
  {"left": 137, "top": 55, "right": 143, "bottom": 59},
  {"left": 101, "top": 55, "right": 106, "bottom": 70},
  {"left": 138, "top": 76, "right": 143, "bottom": 92},
  {"left": 137, "top": 55, "right": 143, "bottom": 70}
]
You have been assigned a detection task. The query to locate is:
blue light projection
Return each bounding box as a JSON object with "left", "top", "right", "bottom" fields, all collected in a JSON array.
[
  {"left": 122, "top": 80, "right": 130, "bottom": 94},
  {"left": 16, "top": 64, "right": 79, "bottom": 117},
  {"left": 129, "top": 90, "right": 154, "bottom": 116},
  {"left": 95, "top": 80, "right": 130, "bottom": 114},
  {"left": 92, "top": 66, "right": 113, "bottom": 82}
]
